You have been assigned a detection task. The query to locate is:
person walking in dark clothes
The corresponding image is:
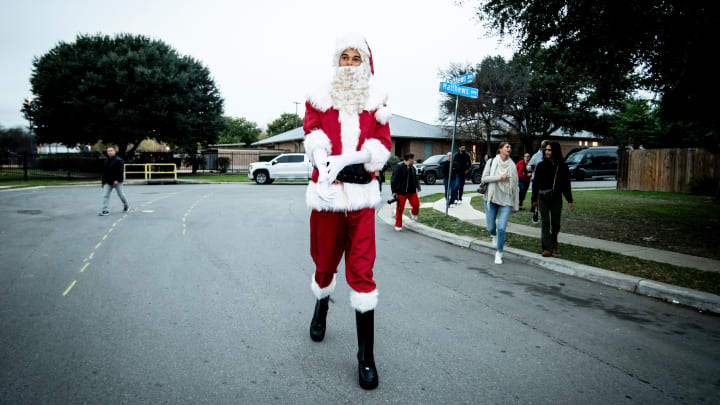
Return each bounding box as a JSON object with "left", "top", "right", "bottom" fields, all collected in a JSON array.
[
  {"left": 440, "top": 152, "right": 461, "bottom": 206},
  {"left": 390, "top": 153, "right": 421, "bottom": 231},
  {"left": 531, "top": 142, "right": 575, "bottom": 257},
  {"left": 454, "top": 145, "right": 472, "bottom": 202},
  {"left": 99, "top": 147, "right": 129, "bottom": 216}
]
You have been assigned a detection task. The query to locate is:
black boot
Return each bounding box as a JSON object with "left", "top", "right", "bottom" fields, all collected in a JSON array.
[
  {"left": 309, "top": 296, "right": 329, "bottom": 342},
  {"left": 355, "top": 310, "right": 379, "bottom": 390}
]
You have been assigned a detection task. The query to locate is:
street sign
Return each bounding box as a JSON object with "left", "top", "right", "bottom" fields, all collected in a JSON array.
[
  {"left": 439, "top": 72, "right": 478, "bottom": 215},
  {"left": 440, "top": 82, "right": 479, "bottom": 99},
  {"left": 447, "top": 72, "right": 474, "bottom": 85}
]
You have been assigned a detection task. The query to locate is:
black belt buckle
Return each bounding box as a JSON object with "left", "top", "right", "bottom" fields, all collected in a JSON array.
[{"left": 336, "top": 164, "right": 372, "bottom": 184}]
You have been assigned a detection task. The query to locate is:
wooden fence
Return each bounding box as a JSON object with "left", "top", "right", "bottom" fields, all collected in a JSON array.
[{"left": 618, "top": 148, "right": 720, "bottom": 193}]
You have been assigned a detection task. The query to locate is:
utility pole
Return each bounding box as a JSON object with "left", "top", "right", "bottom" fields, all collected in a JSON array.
[{"left": 293, "top": 102, "right": 301, "bottom": 116}]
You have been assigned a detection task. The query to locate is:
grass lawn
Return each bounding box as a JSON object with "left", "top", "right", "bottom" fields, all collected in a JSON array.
[
  {"left": 471, "top": 190, "right": 720, "bottom": 261},
  {"left": 178, "top": 174, "right": 253, "bottom": 182},
  {"left": 412, "top": 207, "right": 720, "bottom": 295},
  {"left": 418, "top": 193, "right": 446, "bottom": 203},
  {"left": 0, "top": 172, "right": 96, "bottom": 188}
]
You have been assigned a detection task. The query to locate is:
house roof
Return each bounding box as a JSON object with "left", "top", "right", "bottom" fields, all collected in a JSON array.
[{"left": 252, "top": 114, "right": 450, "bottom": 146}]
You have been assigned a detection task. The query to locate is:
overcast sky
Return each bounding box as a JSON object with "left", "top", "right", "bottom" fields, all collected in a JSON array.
[{"left": 0, "top": 0, "right": 515, "bottom": 132}]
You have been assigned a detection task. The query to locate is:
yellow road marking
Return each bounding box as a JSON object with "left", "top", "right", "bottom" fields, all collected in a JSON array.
[
  {"left": 80, "top": 263, "right": 89, "bottom": 273},
  {"left": 95, "top": 242, "right": 102, "bottom": 249},
  {"left": 108, "top": 227, "right": 114, "bottom": 233},
  {"left": 89, "top": 252, "right": 94, "bottom": 260},
  {"left": 112, "top": 222, "right": 118, "bottom": 227},
  {"left": 102, "top": 234, "right": 108, "bottom": 240},
  {"left": 62, "top": 280, "right": 77, "bottom": 296}
]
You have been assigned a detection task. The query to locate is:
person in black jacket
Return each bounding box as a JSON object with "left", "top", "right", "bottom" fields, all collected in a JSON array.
[
  {"left": 440, "top": 152, "right": 461, "bottom": 206},
  {"left": 390, "top": 153, "right": 421, "bottom": 230},
  {"left": 454, "top": 145, "right": 472, "bottom": 202},
  {"left": 100, "top": 147, "right": 129, "bottom": 216},
  {"left": 531, "top": 142, "right": 575, "bottom": 256}
]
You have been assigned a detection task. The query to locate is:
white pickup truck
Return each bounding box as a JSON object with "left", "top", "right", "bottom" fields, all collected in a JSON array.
[{"left": 248, "top": 153, "right": 313, "bottom": 184}]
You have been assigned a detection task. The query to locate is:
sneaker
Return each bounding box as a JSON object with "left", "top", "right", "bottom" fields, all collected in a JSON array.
[
  {"left": 491, "top": 236, "right": 497, "bottom": 247},
  {"left": 394, "top": 227, "right": 402, "bottom": 232},
  {"left": 123, "top": 205, "right": 131, "bottom": 212},
  {"left": 99, "top": 211, "right": 109, "bottom": 216},
  {"left": 494, "top": 251, "right": 503, "bottom": 264},
  {"left": 532, "top": 210, "right": 539, "bottom": 224},
  {"left": 411, "top": 214, "right": 418, "bottom": 221}
]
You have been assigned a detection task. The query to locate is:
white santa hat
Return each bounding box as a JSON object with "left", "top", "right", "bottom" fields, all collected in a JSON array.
[{"left": 332, "top": 33, "right": 374, "bottom": 75}]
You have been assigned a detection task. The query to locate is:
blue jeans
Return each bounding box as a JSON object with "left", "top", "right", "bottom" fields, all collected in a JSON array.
[
  {"left": 486, "top": 201, "right": 512, "bottom": 251},
  {"left": 443, "top": 176, "right": 459, "bottom": 204}
]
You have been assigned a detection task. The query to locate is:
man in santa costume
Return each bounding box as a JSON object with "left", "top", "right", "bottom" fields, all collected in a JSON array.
[{"left": 303, "top": 33, "right": 391, "bottom": 390}]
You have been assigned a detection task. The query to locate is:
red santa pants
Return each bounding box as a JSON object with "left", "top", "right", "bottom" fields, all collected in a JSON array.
[
  {"left": 310, "top": 208, "right": 376, "bottom": 294},
  {"left": 395, "top": 193, "right": 420, "bottom": 228}
]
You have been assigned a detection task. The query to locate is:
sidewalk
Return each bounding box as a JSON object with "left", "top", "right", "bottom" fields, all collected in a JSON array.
[
  {"left": 435, "top": 192, "right": 720, "bottom": 274},
  {"left": 377, "top": 198, "right": 720, "bottom": 314}
]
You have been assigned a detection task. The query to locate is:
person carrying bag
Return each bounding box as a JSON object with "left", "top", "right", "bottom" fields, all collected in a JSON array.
[{"left": 531, "top": 141, "right": 575, "bottom": 257}]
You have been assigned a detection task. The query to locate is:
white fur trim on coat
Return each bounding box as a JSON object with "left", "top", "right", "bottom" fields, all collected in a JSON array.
[
  {"left": 311, "top": 274, "right": 336, "bottom": 299},
  {"left": 306, "top": 83, "right": 333, "bottom": 112},
  {"left": 375, "top": 105, "right": 391, "bottom": 125},
  {"left": 364, "top": 77, "right": 388, "bottom": 111},
  {"left": 304, "top": 130, "right": 332, "bottom": 165},
  {"left": 361, "top": 138, "right": 391, "bottom": 172},
  {"left": 306, "top": 180, "right": 381, "bottom": 212},
  {"left": 338, "top": 110, "right": 361, "bottom": 153},
  {"left": 350, "top": 289, "right": 378, "bottom": 313}
]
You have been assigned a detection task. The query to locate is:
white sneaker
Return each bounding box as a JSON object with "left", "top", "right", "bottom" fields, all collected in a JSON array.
[
  {"left": 394, "top": 226, "right": 402, "bottom": 232},
  {"left": 494, "top": 251, "right": 503, "bottom": 264},
  {"left": 411, "top": 214, "right": 418, "bottom": 221},
  {"left": 491, "top": 236, "right": 497, "bottom": 247}
]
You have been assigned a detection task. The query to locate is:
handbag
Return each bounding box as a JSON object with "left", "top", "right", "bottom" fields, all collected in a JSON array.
[
  {"left": 477, "top": 158, "right": 495, "bottom": 195},
  {"left": 538, "top": 166, "right": 559, "bottom": 202},
  {"left": 335, "top": 163, "right": 373, "bottom": 184}
]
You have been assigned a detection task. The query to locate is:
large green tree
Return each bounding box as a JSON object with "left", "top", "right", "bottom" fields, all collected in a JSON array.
[
  {"left": 266, "top": 113, "right": 303, "bottom": 136},
  {"left": 22, "top": 34, "right": 224, "bottom": 155},
  {"left": 474, "top": 0, "right": 719, "bottom": 147},
  {"left": 217, "top": 116, "right": 262, "bottom": 145},
  {"left": 440, "top": 54, "right": 595, "bottom": 153}
]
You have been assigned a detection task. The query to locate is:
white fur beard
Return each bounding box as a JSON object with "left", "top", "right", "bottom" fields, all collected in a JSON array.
[{"left": 330, "top": 65, "right": 370, "bottom": 114}]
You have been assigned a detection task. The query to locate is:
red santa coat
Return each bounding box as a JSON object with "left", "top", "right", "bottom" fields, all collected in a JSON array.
[{"left": 303, "top": 78, "right": 392, "bottom": 212}]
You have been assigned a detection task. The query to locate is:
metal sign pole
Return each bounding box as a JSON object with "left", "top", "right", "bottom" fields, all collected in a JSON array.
[{"left": 446, "top": 93, "right": 459, "bottom": 216}]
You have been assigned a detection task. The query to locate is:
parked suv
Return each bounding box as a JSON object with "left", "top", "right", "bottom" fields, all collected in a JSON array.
[
  {"left": 415, "top": 154, "right": 486, "bottom": 185},
  {"left": 248, "top": 153, "right": 313, "bottom": 184},
  {"left": 564, "top": 146, "right": 620, "bottom": 180},
  {"left": 414, "top": 154, "right": 445, "bottom": 185}
]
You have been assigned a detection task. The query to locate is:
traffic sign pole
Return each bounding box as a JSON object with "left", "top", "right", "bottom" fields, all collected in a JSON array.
[
  {"left": 446, "top": 93, "right": 459, "bottom": 216},
  {"left": 440, "top": 73, "right": 478, "bottom": 216}
]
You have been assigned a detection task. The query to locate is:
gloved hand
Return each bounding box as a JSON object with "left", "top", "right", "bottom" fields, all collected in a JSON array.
[
  {"left": 326, "top": 150, "right": 370, "bottom": 182},
  {"left": 312, "top": 149, "right": 335, "bottom": 202}
]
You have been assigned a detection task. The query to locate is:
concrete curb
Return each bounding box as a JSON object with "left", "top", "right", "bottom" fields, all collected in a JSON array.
[{"left": 377, "top": 204, "right": 720, "bottom": 314}]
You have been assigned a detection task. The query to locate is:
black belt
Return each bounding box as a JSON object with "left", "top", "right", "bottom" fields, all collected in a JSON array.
[{"left": 316, "top": 163, "right": 373, "bottom": 184}]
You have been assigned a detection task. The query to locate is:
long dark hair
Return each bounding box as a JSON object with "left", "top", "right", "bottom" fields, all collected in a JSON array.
[{"left": 548, "top": 141, "right": 563, "bottom": 164}]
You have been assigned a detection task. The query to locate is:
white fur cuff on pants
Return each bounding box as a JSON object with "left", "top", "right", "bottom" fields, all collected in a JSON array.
[
  {"left": 350, "top": 289, "right": 378, "bottom": 313},
  {"left": 311, "top": 274, "right": 336, "bottom": 299}
]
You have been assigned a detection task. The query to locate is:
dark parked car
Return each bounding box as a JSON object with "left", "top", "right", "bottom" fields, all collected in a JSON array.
[
  {"left": 565, "top": 146, "right": 620, "bottom": 180},
  {"left": 468, "top": 161, "right": 485, "bottom": 184},
  {"left": 414, "top": 154, "right": 445, "bottom": 185},
  {"left": 415, "top": 154, "right": 486, "bottom": 185}
]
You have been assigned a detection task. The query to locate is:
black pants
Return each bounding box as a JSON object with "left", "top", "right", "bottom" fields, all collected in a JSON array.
[{"left": 538, "top": 197, "right": 563, "bottom": 252}]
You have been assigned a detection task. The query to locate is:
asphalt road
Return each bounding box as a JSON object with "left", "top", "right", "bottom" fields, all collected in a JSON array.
[{"left": 1, "top": 183, "right": 718, "bottom": 404}]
